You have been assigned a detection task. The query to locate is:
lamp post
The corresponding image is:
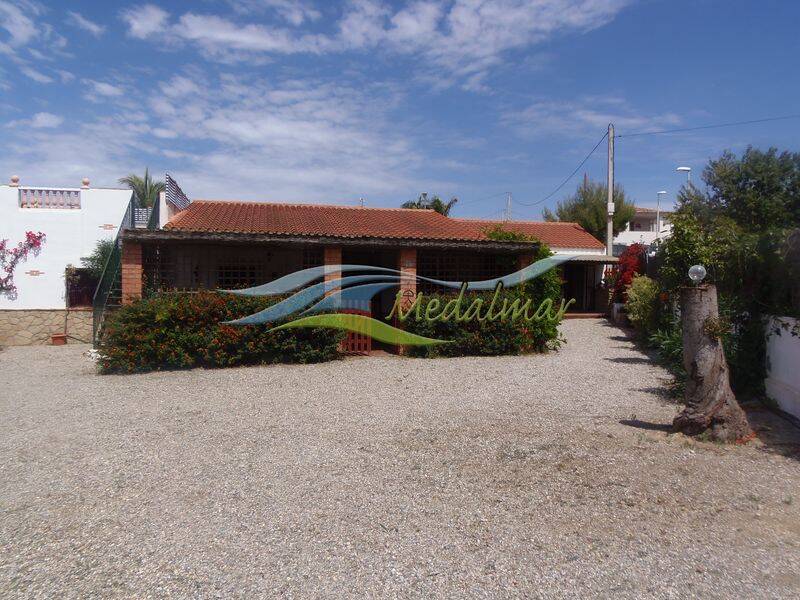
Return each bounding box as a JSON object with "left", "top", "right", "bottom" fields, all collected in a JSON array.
[
  {"left": 656, "top": 190, "right": 667, "bottom": 235},
  {"left": 676, "top": 166, "right": 692, "bottom": 183}
]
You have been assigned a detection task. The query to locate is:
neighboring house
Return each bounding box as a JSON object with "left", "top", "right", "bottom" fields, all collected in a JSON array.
[
  {"left": 613, "top": 207, "right": 673, "bottom": 253},
  {"left": 115, "top": 179, "right": 615, "bottom": 352},
  {"left": 0, "top": 176, "right": 133, "bottom": 345}
]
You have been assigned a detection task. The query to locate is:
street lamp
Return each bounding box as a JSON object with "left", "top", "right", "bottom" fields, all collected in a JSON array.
[
  {"left": 656, "top": 190, "right": 667, "bottom": 234},
  {"left": 676, "top": 166, "right": 692, "bottom": 183}
]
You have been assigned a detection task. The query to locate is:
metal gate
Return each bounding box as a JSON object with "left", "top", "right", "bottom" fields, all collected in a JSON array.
[{"left": 340, "top": 309, "right": 371, "bottom": 355}]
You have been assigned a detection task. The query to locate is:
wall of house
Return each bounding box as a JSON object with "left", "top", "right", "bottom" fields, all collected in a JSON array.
[
  {"left": 0, "top": 183, "right": 132, "bottom": 310},
  {"left": 765, "top": 317, "right": 800, "bottom": 420},
  {"left": 615, "top": 215, "right": 673, "bottom": 247},
  {"left": 0, "top": 308, "right": 92, "bottom": 346}
]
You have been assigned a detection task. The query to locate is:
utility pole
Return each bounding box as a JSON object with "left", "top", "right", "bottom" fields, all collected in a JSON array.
[
  {"left": 505, "top": 192, "right": 512, "bottom": 221},
  {"left": 606, "top": 123, "right": 615, "bottom": 256}
]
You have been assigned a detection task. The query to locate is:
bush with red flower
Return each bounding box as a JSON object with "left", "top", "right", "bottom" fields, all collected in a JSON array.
[
  {"left": 98, "top": 291, "right": 344, "bottom": 373},
  {"left": 607, "top": 243, "right": 646, "bottom": 304},
  {"left": 0, "top": 231, "right": 46, "bottom": 299}
]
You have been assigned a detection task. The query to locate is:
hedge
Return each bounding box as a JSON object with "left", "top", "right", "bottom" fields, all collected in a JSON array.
[
  {"left": 98, "top": 291, "right": 343, "bottom": 374},
  {"left": 401, "top": 279, "right": 565, "bottom": 359}
]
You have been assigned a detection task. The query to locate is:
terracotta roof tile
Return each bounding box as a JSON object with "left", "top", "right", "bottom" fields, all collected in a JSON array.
[
  {"left": 450, "top": 218, "right": 606, "bottom": 250},
  {"left": 164, "top": 200, "right": 605, "bottom": 250}
]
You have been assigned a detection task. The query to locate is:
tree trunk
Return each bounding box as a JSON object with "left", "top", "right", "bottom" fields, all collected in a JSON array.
[{"left": 672, "top": 284, "right": 752, "bottom": 442}]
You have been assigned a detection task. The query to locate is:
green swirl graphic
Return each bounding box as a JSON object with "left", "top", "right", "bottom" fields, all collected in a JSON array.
[{"left": 269, "top": 313, "right": 449, "bottom": 346}]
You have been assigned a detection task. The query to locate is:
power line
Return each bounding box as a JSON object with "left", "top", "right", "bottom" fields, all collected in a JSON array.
[
  {"left": 516, "top": 131, "right": 608, "bottom": 207},
  {"left": 617, "top": 114, "right": 800, "bottom": 138}
]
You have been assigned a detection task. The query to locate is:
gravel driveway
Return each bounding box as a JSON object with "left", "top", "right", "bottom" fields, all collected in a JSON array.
[{"left": 1, "top": 319, "right": 799, "bottom": 598}]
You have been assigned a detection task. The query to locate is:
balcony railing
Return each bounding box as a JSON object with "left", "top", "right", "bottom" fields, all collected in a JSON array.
[{"left": 19, "top": 188, "right": 81, "bottom": 209}]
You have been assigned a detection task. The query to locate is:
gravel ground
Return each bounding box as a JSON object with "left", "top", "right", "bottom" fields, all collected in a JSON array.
[{"left": 1, "top": 318, "right": 799, "bottom": 599}]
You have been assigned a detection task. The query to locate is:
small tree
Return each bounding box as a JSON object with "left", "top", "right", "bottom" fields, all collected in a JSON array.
[
  {"left": 81, "top": 239, "right": 116, "bottom": 279},
  {"left": 402, "top": 193, "right": 458, "bottom": 216},
  {"left": 0, "top": 232, "right": 46, "bottom": 299},
  {"left": 543, "top": 178, "right": 635, "bottom": 243},
  {"left": 119, "top": 168, "right": 165, "bottom": 208}
]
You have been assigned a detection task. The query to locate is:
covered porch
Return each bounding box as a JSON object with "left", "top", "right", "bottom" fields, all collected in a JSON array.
[{"left": 119, "top": 230, "right": 543, "bottom": 351}]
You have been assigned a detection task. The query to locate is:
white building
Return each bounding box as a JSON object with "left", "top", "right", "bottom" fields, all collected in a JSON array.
[
  {"left": 613, "top": 207, "right": 673, "bottom": 251},
  {"left": 0, "top": 176, "right": 132, "bottom": 344}
]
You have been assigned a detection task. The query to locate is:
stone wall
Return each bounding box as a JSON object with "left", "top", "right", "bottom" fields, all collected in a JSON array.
[{"left": 0, "top": 309, "right": 93, "bottom": 346}]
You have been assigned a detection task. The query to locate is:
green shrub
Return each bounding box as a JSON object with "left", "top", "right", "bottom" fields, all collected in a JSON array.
[
  {"left": 401, "top": 240, "right": 565, "bottom": 358},
  {"left": 625, "top": 274, "right": 661, "bottom": 336},
  {"left": 99, "top": 291, "right": 343, "bottom": 374},
  {"left": 401, "top": 286, "right": 564, "bottom": 358},
  {"left": 648, "top": 324, "right": 685, "bottom": 389}
]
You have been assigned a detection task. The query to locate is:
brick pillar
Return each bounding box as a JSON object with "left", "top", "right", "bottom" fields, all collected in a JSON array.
[
  {"left": 323, "top": 246, "right": 342, "bottom": 297},
  {"left": 121, "top": 241, "right": 143, "bottom": 305},
  {"left": 394, "top": 248, "right": 417, "bottom": 355},
  {"left": 398, "top": 248, "right": 417, "bottom": 309}
]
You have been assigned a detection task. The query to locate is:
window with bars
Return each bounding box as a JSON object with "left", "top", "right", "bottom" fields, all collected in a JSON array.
[
  {"left": 216, "top": 261, "right": 262, "bottom": 289},
  {"left": 417, "top": 251, "right": 509, "bottom": 292},
  {"left": 302, "top": 247, "right": 323, "bottom": 269}
]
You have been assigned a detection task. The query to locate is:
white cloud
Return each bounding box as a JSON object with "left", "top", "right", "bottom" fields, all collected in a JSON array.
[
  {"left": 57, "top": 69, "right": 75, "bottom": 83},
  {"left": 119, "top": 1, "right": 634, "bottom": 89},
  {"left": 0, "top": 72, "right": 444, "bottom": 202},
  {"left": 67, "top": 11, "right": 106, "bottom": 36},
  {"left": 7, "top": 111, "right": 63, "bottom": 128},
  {"left": 30, "top": 111, "right": 63, "bottom": 128},
  {"left": 19, "top": 65, "right": 53, "bottom": 83},
  {"left": 120, "top": 4, "right": 169, "bottom": 39},
  {"left": 0, "top": 1, "right": 71, "bottom": 83},
  {"left": 502, "top": 96, "right": 682, "bottom": 138},
  {"left": 230, "top": 0, "right": 321, "bottom": 26},
  {"left": 0, "top": 0, "right": 39, "bottom": 50},
  {"left": 176, "top": 13, "right": 317, "bottom": 54},
  {"left": 159, "top": 74, "right": 201, "bottom": 98},
  {"left": 83, "top": 79, "right": 125, "bottom": 97}
]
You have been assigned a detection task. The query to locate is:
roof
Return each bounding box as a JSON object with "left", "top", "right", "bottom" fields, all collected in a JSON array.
[
  {"left": 163, "top": 200, "right": 605, "bottom": 250},
  {"left": 635, "top": 206, "right": 673, "bottom": 215},
  {"left": 450, "top": 218, "right": 605, "bottom": 250}
]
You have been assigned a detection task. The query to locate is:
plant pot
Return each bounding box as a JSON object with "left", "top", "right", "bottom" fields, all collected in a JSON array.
[
  {"left": 51, "top": 334, "right": 67, "bottom": 346},
  {"left": 612, "top": 303, "right": 626, "bottom": 325}
]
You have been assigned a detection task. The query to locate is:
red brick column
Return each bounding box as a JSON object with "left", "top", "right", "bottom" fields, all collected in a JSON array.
[
  {"left": 121, "top": 241, "right": 143, "bottom": 305},
  {"left": 395, "top": 248, "right": 417, "bottom": 355},
  {"left": 398, "top": 248, "right": 417, "bottom": 308},
  {"left": 323, "top": 246, "right": 342, "bottom": 296}
]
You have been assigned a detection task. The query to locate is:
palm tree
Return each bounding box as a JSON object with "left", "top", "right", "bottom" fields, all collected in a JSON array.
[
  {"left": 401, "top": 192, "right": 458, "bottom": 216},
  {"left": 118, "top": 168, "right": 165, "bottom": 208}
]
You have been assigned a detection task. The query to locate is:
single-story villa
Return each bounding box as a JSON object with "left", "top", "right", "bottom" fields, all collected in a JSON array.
[{"left": 118, "top": 182, "right": 616, "bottom": 338}]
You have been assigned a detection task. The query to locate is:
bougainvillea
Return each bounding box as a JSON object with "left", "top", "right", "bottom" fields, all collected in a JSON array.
[
  {"left": 608, "top": 243, "right": 646, "bottom": 304},
  {"left": 0, "top": 231, "right": 46, "bottom": 299}
]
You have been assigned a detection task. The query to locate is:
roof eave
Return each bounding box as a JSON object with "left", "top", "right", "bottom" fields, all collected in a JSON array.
[{"left": 121, "top": 228, "right": 540, "bottom": 253}]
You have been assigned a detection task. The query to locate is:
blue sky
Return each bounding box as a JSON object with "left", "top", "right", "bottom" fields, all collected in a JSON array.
[{"left": 1, "top": 0, "right": 799, "bottom": 219}]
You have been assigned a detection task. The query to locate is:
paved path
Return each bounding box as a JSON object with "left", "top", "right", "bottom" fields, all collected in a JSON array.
[{"left": 1, "top": 319, "right": 799, "bottom": 598}]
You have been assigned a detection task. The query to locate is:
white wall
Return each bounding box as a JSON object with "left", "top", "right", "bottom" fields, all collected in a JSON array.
[
  {"left": 0, "top": 184, "right": 132, "bottom": 310},
  {"left": 766, "top": 317, "right": 800, "bottom": 420}
]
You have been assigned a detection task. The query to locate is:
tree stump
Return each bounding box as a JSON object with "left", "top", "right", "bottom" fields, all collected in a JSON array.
[{"left": 672, "top": 284, "right": 752, "bottom": 442}]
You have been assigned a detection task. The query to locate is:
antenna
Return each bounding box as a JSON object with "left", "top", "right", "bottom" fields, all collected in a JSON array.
[{"left": 359, "top": 196, "right": 365, "bottom": 208}]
